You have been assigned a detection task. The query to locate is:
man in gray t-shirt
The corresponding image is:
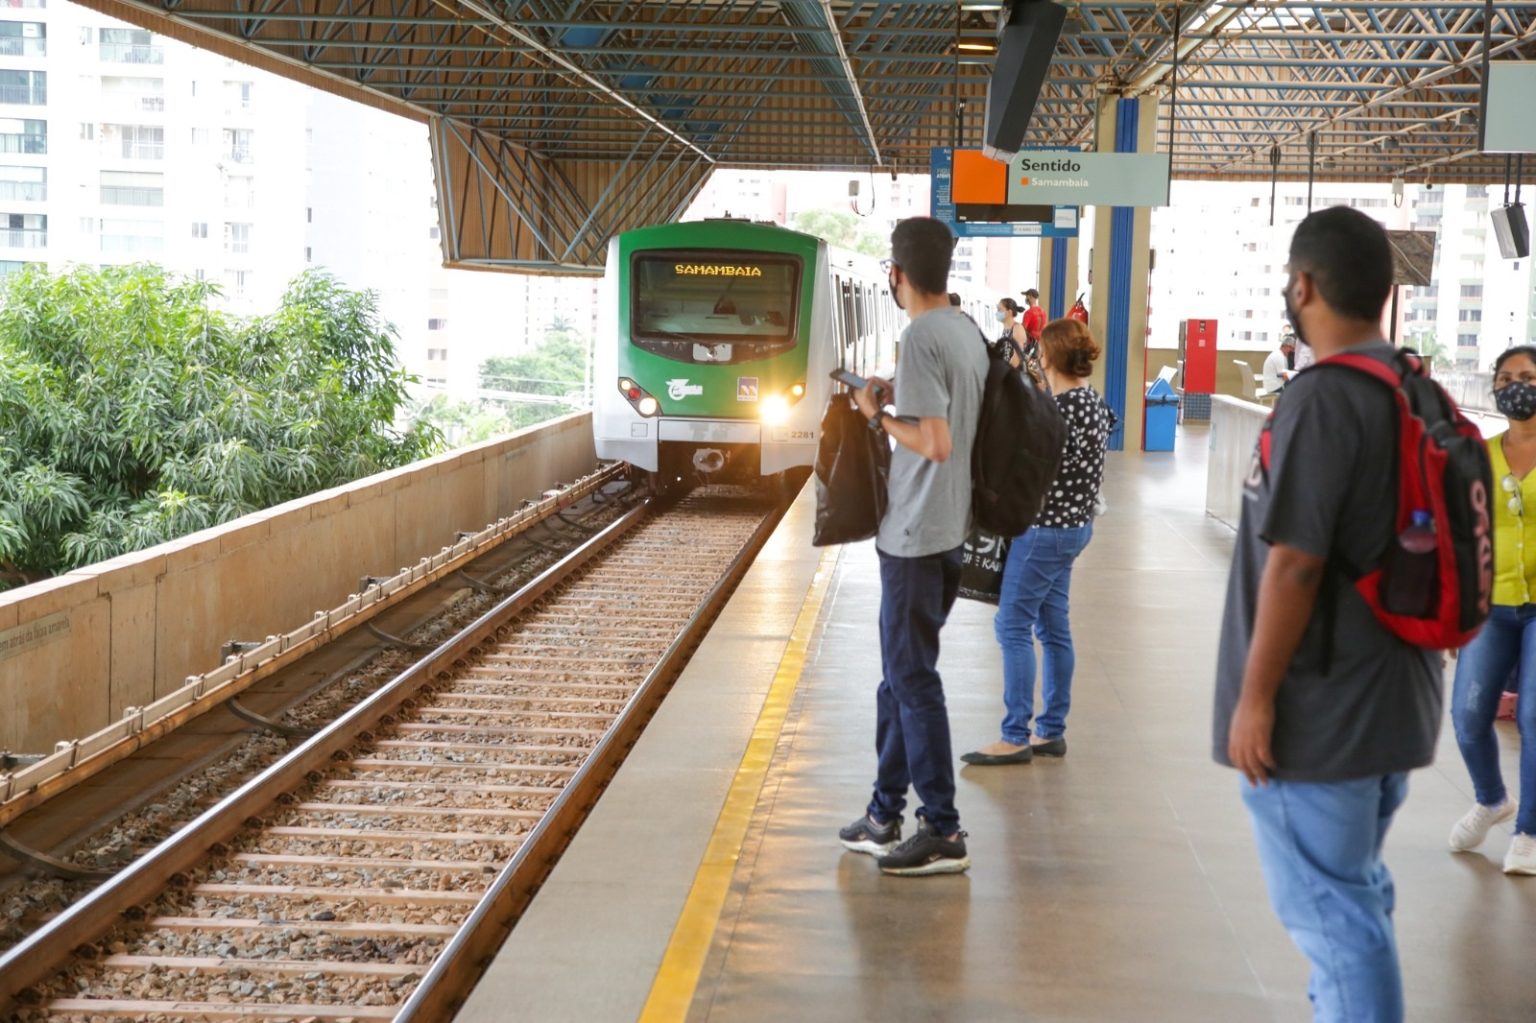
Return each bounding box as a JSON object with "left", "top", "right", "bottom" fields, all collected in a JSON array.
[{"left": 836, "top": 217, "right": 987, "bottom": 877}]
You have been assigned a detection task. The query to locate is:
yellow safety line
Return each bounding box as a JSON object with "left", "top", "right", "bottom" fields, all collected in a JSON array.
[{"left": 638, "top": 548, "right": 839, "bottom": 1022}]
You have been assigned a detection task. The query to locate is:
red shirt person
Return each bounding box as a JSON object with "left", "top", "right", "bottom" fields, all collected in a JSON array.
[{"left": 1021, "top": 288, "right": 1046, "bottom": 343}]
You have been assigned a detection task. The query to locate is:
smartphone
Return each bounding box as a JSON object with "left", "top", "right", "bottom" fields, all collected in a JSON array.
[{"left": 829, "top": 368, "right": 870, "bottom": 391}]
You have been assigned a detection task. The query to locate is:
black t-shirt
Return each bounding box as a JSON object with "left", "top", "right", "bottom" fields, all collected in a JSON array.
[
  {"left": 1211, "top": 342, "right": 1442, "bottom": 782},
  {"left": 1036, "top": 386, "right": 1112, "bottom": 528}
]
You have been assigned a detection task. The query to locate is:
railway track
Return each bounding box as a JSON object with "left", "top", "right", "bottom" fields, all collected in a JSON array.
[
  {"left": 1, "top": 488, "right": 784, "bottom": 1021},
  {"left": 0, "top": 468, "right": 637, "bottom": 956}
]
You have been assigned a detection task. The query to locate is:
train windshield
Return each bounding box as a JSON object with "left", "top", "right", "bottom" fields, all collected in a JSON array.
[{"left": 630, "top": 251, "right": 801, "bottom": 365}]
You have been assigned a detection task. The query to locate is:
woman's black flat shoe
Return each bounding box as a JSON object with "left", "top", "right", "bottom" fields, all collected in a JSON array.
[
  {"left": 960, "top": 746, "right": 1033, "bottom": 765},
  {"left": 1030, "top": 738, "right": 1067, "bottom": 758}
]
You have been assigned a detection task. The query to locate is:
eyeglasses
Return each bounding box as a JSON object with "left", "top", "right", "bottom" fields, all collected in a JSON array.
[
  {"left": 1504, "top": 473, "right": 1524, "bottom": 517},
  {"left": 879, "top": 258, "right": 897, "bottom": 273}
]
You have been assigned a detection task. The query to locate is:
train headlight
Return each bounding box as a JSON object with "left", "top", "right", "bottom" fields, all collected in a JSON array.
[
  {"left": 790, "top": 382, "right": 805, "bottom": 399},
  {"left": 618, "top": 378, "right": 661, "bottom": 416},
  {"left": 760, "top": 394, "right": 791, "bottom": 425}
]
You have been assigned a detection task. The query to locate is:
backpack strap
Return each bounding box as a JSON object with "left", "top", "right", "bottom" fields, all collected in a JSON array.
[{"left": 1315, "top": 347, "right": 1422, "bottom": 387}]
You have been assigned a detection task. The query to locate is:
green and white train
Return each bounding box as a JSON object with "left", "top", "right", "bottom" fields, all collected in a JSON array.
[{"left": 594, "top": 219, "right": 901, "bottom": 487}]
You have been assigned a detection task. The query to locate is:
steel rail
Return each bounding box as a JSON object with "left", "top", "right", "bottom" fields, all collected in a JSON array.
[
  {"left": 0, "top": 464, "right": 624, "bottom": 831},
  {"left": 0, "top": 495, "right": 658, "bottom": 1013},
  {"left": 395, "top": 499, "right": 786, "bottom": 1021}
]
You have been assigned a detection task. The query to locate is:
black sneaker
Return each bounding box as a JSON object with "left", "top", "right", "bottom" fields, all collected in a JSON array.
[
  {"left": 879, "top": 819, "right": 970, "bottom": 876},
  {"left": 839, "top": 813, "right": 902, "bottom": 856}
]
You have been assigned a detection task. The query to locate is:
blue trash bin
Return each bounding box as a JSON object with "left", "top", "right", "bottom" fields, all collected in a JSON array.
[{"left": 1144, "top": 377, "right": 1178, "bottom": 452}]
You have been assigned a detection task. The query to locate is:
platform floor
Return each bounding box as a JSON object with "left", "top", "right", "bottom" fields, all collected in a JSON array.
[{"left": 459, "top": 428, "right": 1536, "bottom": 1023}]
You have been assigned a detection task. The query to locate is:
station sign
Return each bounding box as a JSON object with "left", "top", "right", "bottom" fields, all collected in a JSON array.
[
  {"left": 1006, "top": 150, "right": 1171, "bottom": 207},
  {"left": 930, "top": 147, "right": 1078, "bottom": 239}
]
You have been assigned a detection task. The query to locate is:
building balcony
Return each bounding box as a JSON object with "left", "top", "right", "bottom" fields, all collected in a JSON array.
[
  {"left": 99, "top": 43, "right": 164, "bottom": 65},
  {"left": 0, "top": 133, "right": 44, "bottom": 154},
  {"left": 0, "top": 84, "right": 45, "bottom": 105},
  {"left": 0, "top": 182, "right": 45, "bottom": 202},
  {"left": 223, "top": 146, "right": 252, "bottom": 164},
  {"left": 0, "top": 227, "right": 45, "bottom": 248},
  {"left": 0, "top": 38, "right": 45, "bottom": 58}
]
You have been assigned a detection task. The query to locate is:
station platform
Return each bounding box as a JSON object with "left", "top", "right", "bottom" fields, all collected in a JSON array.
[{"left": 458, "top": 427, "right": 1536, "bottom": 1023}]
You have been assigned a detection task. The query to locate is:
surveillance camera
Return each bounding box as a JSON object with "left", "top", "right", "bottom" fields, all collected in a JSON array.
[{"left": 1424, "top": 180, "right": 1434, "bottom": 190}]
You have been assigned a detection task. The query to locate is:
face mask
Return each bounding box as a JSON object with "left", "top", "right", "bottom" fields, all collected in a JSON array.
[
  {"left": 1496, "top": 381, "right": 1536, "bottom": 421},
  {"left": 888, "top": 272, "right": 905, "bottom": 311},
  {"left": 995, "top": 310, "right": 1007, "bottom": 323},
  {"left": 1283, "top": 282, "right": 1309, "bottom": 350}
]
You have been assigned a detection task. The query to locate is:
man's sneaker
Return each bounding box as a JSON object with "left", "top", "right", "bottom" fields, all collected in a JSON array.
[
  {"left": 1504, "top": 834, "right": 1536, "bottom": 875},
  {"left": 839, "top": 813, "right": 902, "bottom": 856},
  {"left": 878, "top": 819, "right": 969, "bottom": 876},
  {"left": 1449, "top": 800, "right": 1516, "bottom": 851}
]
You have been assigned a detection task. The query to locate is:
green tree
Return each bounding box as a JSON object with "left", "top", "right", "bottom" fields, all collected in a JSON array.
[
  {"left": 792, "top": 208, "right": 887, "bottom": 258},
  {"left": 0, "top": 264, "right": 440, "bottom": 588},
  {"left": 480, "top": 327, "right": 588, "bottom": 399}
]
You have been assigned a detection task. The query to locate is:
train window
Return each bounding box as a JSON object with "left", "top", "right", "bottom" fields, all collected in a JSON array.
[
  {"left": 629, "top": 249, "right": 801, "bottom": 365},
  {"left": 840, "top": 279, "right": 857, "bottom": 350}
]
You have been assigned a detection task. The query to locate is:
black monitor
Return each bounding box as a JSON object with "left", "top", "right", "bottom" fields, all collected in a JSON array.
[
  {"left": 1492, "top": 203, "right": 1531, "bottom": 260},
  {"left": 981, "top": 1, "right": 1068, "bottom": 161}
]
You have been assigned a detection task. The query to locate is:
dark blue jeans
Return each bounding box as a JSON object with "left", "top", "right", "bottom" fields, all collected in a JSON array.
[
  {"left": 1451, "top": 603, "right": 1536, "bottom": 835},
  {"left": 868, "top": 546, "right": 963, "bottom": 836}
]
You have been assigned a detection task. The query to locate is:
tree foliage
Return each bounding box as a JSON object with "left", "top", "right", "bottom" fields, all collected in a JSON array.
[
  {"left": 792, "top": 207, "right": 888, "bottom": 258},
  {"left": 0, "top": 264, "right": 439, "bottom": 588}
]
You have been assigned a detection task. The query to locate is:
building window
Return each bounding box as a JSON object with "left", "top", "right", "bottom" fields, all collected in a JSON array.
[
  {"left": 223, "top": 221, "right": 251, "bottom": 255},
  {"left": 0, "top": 117, "right": 43, "bottom": 154},
  {"left": 0, "top": 22, "right": 46, "bottom": 58},
  {"left": 1457, "top": 333, "right": 1479, "bottom": 347},
  {"left": 223, "top": 80, "right": 252, "bottom": 113},
  {"left": 222, "top": 174, "right": 254, "bottom": 210},
  {"left": 5, "top": 0, "right": 48, "bottom": 9},
  {"left": 221, "top": 128, "right": 252, "bottom": 164},
  {"left": 1, "top": 211, "right": 44, "bottom": 248},
  {"left": 1461, "top": 283, "right": 1484, "bottom": 298},
  {"left": 0, "top": 70, "right": 46, "bottom": 105},
  {"left": 0, "top": 164, "right": 45, "bottom": 202},
  {"left": 306, "top": 207, "right": 312, "bottom": 223},
  {"left": 1458, "top": 308, "right": 1482, "bottom": 323},
  {"left": 222, "top": 268, "right": 251, "bottom": 297},
  {"left": 101, "top": 75, "right": 164, "bottom": 114},
  {"left": 427, "top": 347, "right": 448, "bottom": 361},
  {"left": 304, "top": 246, "right": 311, "bottom": 262},
  {"left": 190, "top": 221, "right": 207, "bottom": 238},
  {"left": 104, "top": 123, "right": 164, "bottom": 160},
  {"left": 0, "top": 259, "right": 35, "bottom": 276},
  {"left": 98, "top": 217, "right": 162, "bottom": 254},
  {"left": 79, "top": 122, "right": 95, "bottom": 141},
  {"left": 427, "top": 317, "right": 447, "bottom": 330},
  {"left": 1467, "top": 184, "right": 1488, "bottom": 199},
  {"left": 99, "top": 28, "right": 161, "bottom": 65},
  {"left": 100, "top": 170, "right": 162, "bottom": 206}
]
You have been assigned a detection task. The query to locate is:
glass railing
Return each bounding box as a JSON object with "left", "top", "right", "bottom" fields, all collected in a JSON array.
[
  {"left": 0, "top": 227, "right": 46, "bottom": 248},
  {"left": 118, "top": 142, "right": 164, "bottom": 160},
  {"left": 0, "top": 83, "right": 46, "bottom": 105},
  {"left": 101, "top": 186, "right": 163, "bottom": 206},
  {"left": 99, "top": 234, "right": 163, "bottom": 254},
  {"left": 0, "top": 38, "right": 46, "bottom": 58},
  {"left": 0, "top": 181, "right": 45, "bottom": 201},
  {"left": 99, "top": 43, "right": 163, "bottom": 64},
  {"left": 0, "top": 134, "right": 44, "bottom": 154}
]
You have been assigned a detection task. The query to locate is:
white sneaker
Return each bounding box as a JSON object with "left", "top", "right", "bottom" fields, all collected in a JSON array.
[
  {"left": 1448, "top": 800, "right": 1515, "bottom": 851},
  {"left": 1504, "top": 834, "right": 1536, "bottom": 875}
]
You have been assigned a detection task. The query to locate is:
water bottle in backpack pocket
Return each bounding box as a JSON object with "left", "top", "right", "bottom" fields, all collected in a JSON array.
[{"left": 1379, "top": 509, "right": 1439, "bottom": 618}]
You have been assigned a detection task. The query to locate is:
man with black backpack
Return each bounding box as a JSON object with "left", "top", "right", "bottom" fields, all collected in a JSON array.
[
  {"left": 836, "top": 216, "right": 987, "bottom": 877},
  {"left": 1213, "top": 207, "right": 1488, "bottom": 1022}
]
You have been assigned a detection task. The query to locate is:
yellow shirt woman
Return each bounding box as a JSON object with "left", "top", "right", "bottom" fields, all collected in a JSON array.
[{"left": 1488, "top": 433, "right": 1536, "bottom": 606}]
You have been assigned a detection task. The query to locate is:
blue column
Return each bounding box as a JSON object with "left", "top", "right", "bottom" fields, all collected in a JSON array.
[
  {"left": 1048, "top": 238, "right": 1068, "bottom": 320},
  {"left": 1100, "top": 98, "right": 1140, "bottom": 452}
]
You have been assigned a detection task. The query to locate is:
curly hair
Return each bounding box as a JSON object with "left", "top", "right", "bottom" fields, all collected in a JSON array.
[{"left": 1039, "top": 318, "right": 1100, "bottom": 378}]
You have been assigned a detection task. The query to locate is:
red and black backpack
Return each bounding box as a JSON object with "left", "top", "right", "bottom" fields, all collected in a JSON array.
[{"left": 1259, "top": 349, "right": 1493, "bottom": 650}]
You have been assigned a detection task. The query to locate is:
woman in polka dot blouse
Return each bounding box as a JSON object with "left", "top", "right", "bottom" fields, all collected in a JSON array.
[{"left": 963, "top": 318, "right": 1114, "bottom": 766}]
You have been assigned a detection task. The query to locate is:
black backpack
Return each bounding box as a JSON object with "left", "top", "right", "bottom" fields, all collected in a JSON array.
[{"left": 971, "top": 333, "right": 1067, "bottom": 536}]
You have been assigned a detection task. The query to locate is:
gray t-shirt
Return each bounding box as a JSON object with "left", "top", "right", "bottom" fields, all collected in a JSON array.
[
  {"left": 1212, "top": 341, "right": 1442, "bottom": 782},
  {"left": 877, "top": 307, "right": 988, "bottom": 558}
]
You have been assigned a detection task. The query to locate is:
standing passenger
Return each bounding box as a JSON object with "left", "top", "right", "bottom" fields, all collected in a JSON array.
[
  {"left": 1446, "top": 345, "right": 1536, "bottom": 875},
  {"left": 995, "top": 297, "right": 1028, "bottom": 368},
  {"left": 1021, "top": 287, "right": 1046, "bottom": 348},
  {"left": 837, "top": 216, "right": 987, "bottom": 876},
  {"left": 962, "top": 318, "right": 1112, "bottom": 766},
  {"left": 1214, "top": 207, "right": 1442, "bottom": 1023}
]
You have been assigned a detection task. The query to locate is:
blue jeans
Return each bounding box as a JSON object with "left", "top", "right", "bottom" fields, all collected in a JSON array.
[
  {"left": 992, "top": 523, "right": 1093, "bottom": 744},
  {"left": 869, "top": 546, "right": 963, "bottom": 836},
  {"left": 1451, "top": 603, "right": 1536, "bottom": 835},
  {"left": 1241, "top": 774, "right": 1408, "bottom": 1023}
]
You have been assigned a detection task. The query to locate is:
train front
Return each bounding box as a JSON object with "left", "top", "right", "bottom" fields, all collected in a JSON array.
[{"left": 594, "top": 222, "right": 829, "bottom": 486}]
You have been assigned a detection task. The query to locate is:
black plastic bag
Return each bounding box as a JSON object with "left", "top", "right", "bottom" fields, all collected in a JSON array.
[
  {"left": 958, "top": 528, "right": 1011, "bottom": 604},
  {"left": 812, "top": 395, "right": 890, "bottom": 546}
]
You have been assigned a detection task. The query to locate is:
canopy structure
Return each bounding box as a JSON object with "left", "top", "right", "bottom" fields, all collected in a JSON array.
[{"left": 76, "top": 0, "right": 1536, "bottom": 270}]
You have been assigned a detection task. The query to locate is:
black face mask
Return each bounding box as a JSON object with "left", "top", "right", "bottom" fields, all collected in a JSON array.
[
  {"left": 1496, "top": 381, "right": 1536, "bottom": 421},
  {"left": 888, "top": 271, "right": 905, "bottom": 311},
  {"left": 1283, "top": 277, "right": 1308, "bottom": 349}
]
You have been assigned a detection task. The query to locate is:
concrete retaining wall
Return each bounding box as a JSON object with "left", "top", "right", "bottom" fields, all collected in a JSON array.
[
  {"left": 1206, "top": 396, "right": 1268, "bottom": 530},
  {"left": 0, "top": 414, "right": 597, "bottom": 754}
]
